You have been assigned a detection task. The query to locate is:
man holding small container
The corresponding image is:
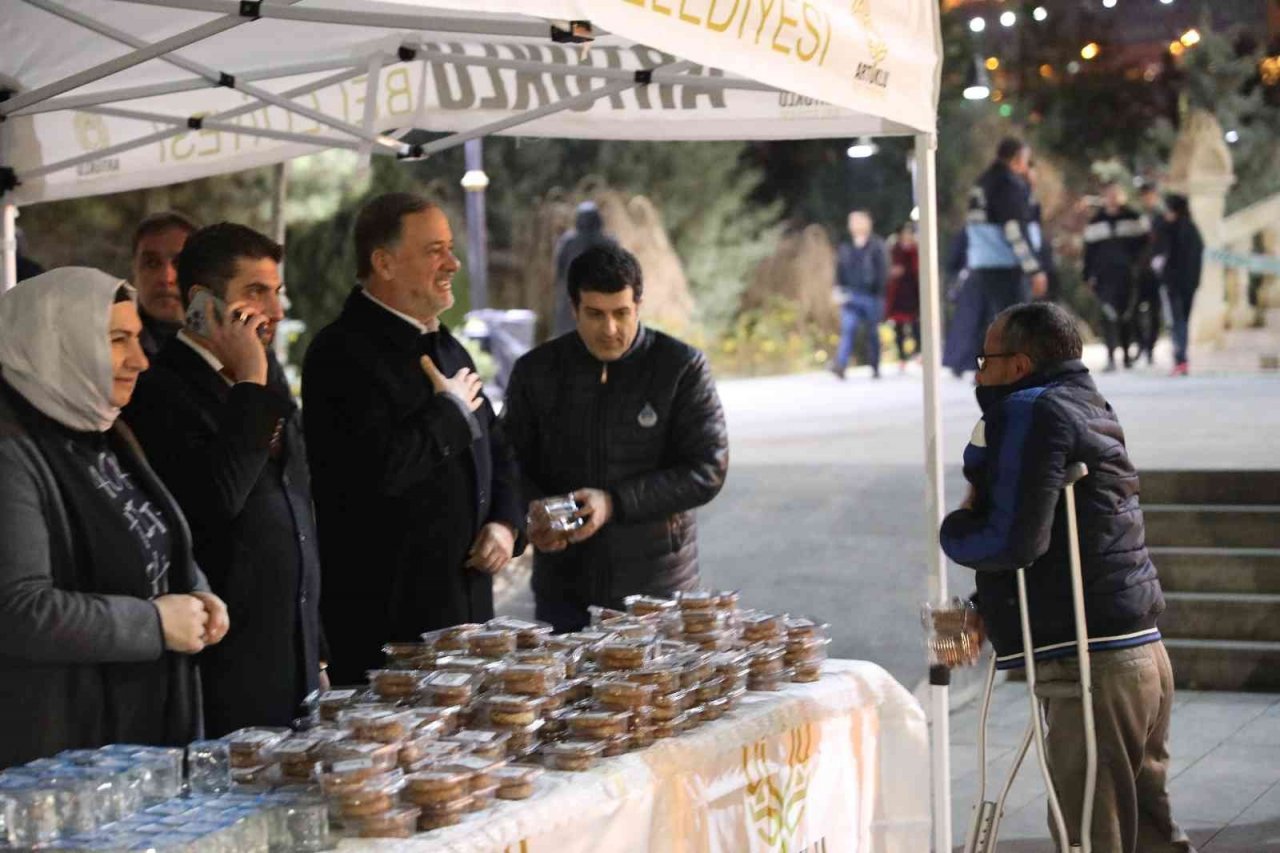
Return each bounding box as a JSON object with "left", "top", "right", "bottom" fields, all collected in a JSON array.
[{"left": 504, "top": 244, "right": 730, "bottom": 633}]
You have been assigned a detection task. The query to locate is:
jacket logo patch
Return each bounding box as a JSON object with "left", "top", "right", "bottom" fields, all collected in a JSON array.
[{"left": 638, "top": 403, "right": 658, "bottom": 429}]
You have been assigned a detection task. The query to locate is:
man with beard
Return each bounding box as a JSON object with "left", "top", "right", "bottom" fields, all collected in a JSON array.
[
  {"left": 124, "top": 223, "right": 326, "bottom": 735},
  {"left": 504, "top": 244, "right": 729, "bottom": 633},
  {"left": 302, "top": 194, "right": 523, "bottom": 682},
  {"left": 129, "top": 211, "right": 198, "bottom": 357}
]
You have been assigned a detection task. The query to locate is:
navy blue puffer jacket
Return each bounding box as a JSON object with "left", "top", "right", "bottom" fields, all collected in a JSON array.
[{"left": 940, "top": 360, "right": 1165, "bottom": 668}]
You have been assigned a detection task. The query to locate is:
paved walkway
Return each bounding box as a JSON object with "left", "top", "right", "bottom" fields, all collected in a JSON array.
[{"left": 946, "top": 679, "right": 1280, "bottom": 852}]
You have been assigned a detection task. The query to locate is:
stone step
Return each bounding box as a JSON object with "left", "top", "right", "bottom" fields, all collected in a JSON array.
[
  {"left": 1142, "top": 470, "right": 1280, "bottom": 506},
  {"left": 1164, "top": 638, "right": 1280, "bottom": 692},
  {"left": 1143, "top": 505, "right": 1280, "bottom": 549},
  {"left": 1160, "top": 591, "right": 1280, "bottom": 643},
  {"left": 1151, "top": 547, "right": 1280, "bottom": 594}
]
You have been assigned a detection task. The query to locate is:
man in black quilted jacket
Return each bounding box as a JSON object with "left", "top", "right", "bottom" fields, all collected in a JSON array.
[
  {"left": 504, "top": 244, "right": 729, "bottom": 632},
  {"left": 941, "top": 302, "right": 1193, "bottom": 853}
]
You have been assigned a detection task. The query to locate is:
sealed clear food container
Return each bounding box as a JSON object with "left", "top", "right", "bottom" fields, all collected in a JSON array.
[
  {"left": 541, "top": 739, "right": 607, "bottom": 772},
  {"left": 678, "top": 655, "right": 715, "bottom": 688},
  {"left": 714, "top": 590, "right": 741, "bottom": 611},
  {"left": 319, "top": 758, "right": 384, "bottom": 792},
  {"left": 382, "top": 642, "right": 440, "bottom": 670},
  {"left": 440, "top": 755, "right": 509, "bottom": 792},
  {"left": 466, "top": 783, "right": 499, "bottom": 812},
  {"left": 315, "top": 689, "right": 359, "bottom": 722},
  {"left": 591, "top": 677, "right": 656, "bottom": 711},
  {"left": 741, "top": 612, "right": 787, "bottom": 642},
  {"left": 624, "top": 594, "right": 677, "bottom": 616},
  {"left": 597, "top": 617, "right": 660, "bottom": 642},
  {"left": 702, "top": 698, "right": 729, "bottom": 722},
  {"left": 483, "top": 694, "right": 545, "bottom": 727},
  {"left": 357, "top": 804, "right": 419, "bottom": 838},
  {"left": 566, "top": 710, "right": 631, "bottom": 740},
  {"left": 499, "top": 663, "right": 561, "bottom": 696},
  {"left": 747, "top": 645, "right": 788, "bottom": 676},
  {"left": 724, "top": 686, "right": 747, "bottom": 710},
  {"left": 0, "top": 778, "right": 59, "bottom": 847},
  {"left": 748, "top": 669, "right": 791, "bottom": 692},
  {"left": 792, "top": 660, "right": 824, "bottom": 683},
  {"left": 424, "top": 623, "right": 484, "bottom": 652},
  {"left": 598, "top": 641, "right": 655, "bottom": 671},
  {"left": 421, "top": 670, "right": 483, "bottom": 706},
  {"left": 330, "top": 774, "right": 405, "bottom": 819},
  {"left": 468, "top": 629, "right": 518, "bottom": 658},
  {"left": 501, "top": 719, "right": 546, "bottom": 756},
  {"left": 650, "top": 689, "right": 692, "bottom": 722},
  {"left": 397, "top": 732, "right": 444, "bottom": 768},
  {"left": 444, "top": 729, "right": 511, "bottom": 760},
  {"left": 368, "top": 669, "right": 426, "bottom": 701},
  {"left": 351, "top": 710, "right": 417, "bottom": 744},
  {"left": 403, "top": 769, "right": 472, "bottom": 806},
  {"left": 601, "top": 734, "right": 633, "bottom": 758},
  {"left": 403, "top": 742, "right": 467, "bottom": 773},
  {"left": 417, "top": 795, "right": 472, "bottom": 831},
  {"left": 322, "top": 740, "right": 400, "bottom": 772},
  {"left": 784, "top": 616, "right": 829, "bottom": 640},
  {"left": 186, "top": 739, "right": 232, "bottom": 794},
  {"left": 267, "top": 737, "right": 324, "bottom": 781},
  {"left": 407, "top": 705, "right": 463, "bottom": 735},
  {"left": 785, "top": 635, "right": 832, "bottom": 665},
  {"left": 540, "top": 681, "right": 575, "bottom": 712},
  {"left": 487, "top": 617, "right": 555, "bottom": 649},
  {"left": 676, "top": 590, "right": 716, "bottom": 611},
  {"left": 622, "top": 664, "right": 682, "bottom": 695},
  {"left": 226, "top": 728, "right": 289, "bottom": 768},
  {"left": 680, "top": 608, "right": 727, "bottom": 634},
  {"left": 631, "top": 726, "right": 656, "bottom": 749},
  {"left": 492, "top": 763, "right": 543, "bottom": 800},
  {"left": 696, "top": 676, "right": 727, "bottom": 704},
  {"left": 684, "top": 630, "right": 732, "bottom": 652}
]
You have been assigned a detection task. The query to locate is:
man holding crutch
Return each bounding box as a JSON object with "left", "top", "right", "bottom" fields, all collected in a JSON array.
[{"left": 940, "top": 302, "right": 1195, "bottom": 853}]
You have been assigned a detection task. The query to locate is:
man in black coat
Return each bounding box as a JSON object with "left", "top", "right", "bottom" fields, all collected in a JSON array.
[
  {"left": 940, "top": 303, "right": 1191, "bottom": 853},
  {"left": 129, "top": 212, "right": 198, "bottom": 358},
  {"left": 302, "top": 194, "right": 524, "bottom": 684},
  {"left": 504, "top": 244, "right": 729, "bottom": 633},
  {"left": 124, "top": 223, "right": 326, "bottom": 736}
]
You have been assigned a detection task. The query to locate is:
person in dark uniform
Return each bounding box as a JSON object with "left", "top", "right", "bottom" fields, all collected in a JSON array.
[
  {"left": 302, "top": 193, "right": 524, "bottom": 683},
  {"left": 1083, "top": 182, "right": 1149, "bottom": 371}
]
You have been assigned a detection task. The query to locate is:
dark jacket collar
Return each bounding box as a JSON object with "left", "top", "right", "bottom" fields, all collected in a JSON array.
[
  {"left": 976, "top": 359, "right": 1091, "bottom": 413},
  {"left": 156, "top": 334, "right": 234, "bottom": 405},
  {"left": 566, "top": 324, "right": 653, "bottom": 370},
  {"left": 342, "top": 286, "right": 453, "bottom": 351}
]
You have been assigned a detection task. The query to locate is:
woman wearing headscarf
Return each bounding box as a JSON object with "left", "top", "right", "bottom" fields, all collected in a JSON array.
[{"left": 0, "top": 267, "right": 229, "bottom": 769}]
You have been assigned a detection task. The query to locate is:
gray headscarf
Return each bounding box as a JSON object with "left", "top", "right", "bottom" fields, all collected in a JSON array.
[{"left": 0, "top": 267, "right": 134, "bottom": 432}]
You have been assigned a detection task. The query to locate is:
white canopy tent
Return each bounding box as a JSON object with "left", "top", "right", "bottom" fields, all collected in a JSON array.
[{"left": 1, "top": 0, "right": 953, "bottom": 847}]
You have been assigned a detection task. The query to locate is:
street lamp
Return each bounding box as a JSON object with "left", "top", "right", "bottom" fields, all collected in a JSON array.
[
  {"left": 999, "top": 10, "right": 1016, "bottom": 27},
  {"left": 963, "top": 54, "right": 992, "bottom": 100},
  {"left": 1033, "top": 6, "right": 1048, "bottom": 21},
  {"left": 1081, "top": 42, "right": 1101, "bottom": 61},
  {"left": 969, "top": 16, "right": 986, "bottom": 33},
  {"left": 1180, "top": 29, "right": 1201, "bottom": 48},
  {"left": 1102, "top": 0, "right": 1117, "bottom": 8},
  {"left": 846, "top": 136, "right": 878, "bottom": 159}
]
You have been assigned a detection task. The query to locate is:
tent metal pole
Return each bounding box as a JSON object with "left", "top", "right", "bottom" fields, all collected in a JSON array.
[
  {"left": 84, "top": 106, "right": 366, "bottom": 151},
  {"left": 1, "top": 7, "right": 250, "bottom": 116},
  {"left": 915, "top": 131, "right": 951, "bottom": 853},
  {"left": 19, "top": 65, "right": 372, "bottom": 182},
  {"left": 115, "top": 0, "right": 556, "bottom": 39},
  {"left": 11, "top": 55, "right": 373, "bottom": 117},
  {"left": 18, "top": 0, "right": 401, "bottom": 153},
  {"left": 412, "top": 47, "right": 777, "bottom": 92},
  {"left": 419, "top": 60, "right": 694, "bottom": 157},
  {"left": 0, "top": 112, "right": 15, "bottom": 293}
]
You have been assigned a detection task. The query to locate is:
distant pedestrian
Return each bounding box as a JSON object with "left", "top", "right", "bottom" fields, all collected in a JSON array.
[
  {"left": 552, "top": 202, "right": 617, "bottom": 338},
  {"left": 1083, "top": 182, "right": 1148, "bottom": 372},
  {"left": 884, "top": 222, "right": 920, "bottom": 371},
  {"left": 1134, "top": 183, "right": 1167, "bottom": 366},
  {"left": 830, "top": 209, "right": 889, "bottom": 380},
  {"left": 1159, "top": 195, "right": 1203, "bottom": 377}
]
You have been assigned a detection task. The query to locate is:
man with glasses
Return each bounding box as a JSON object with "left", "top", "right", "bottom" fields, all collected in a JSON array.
[{"left": 939, "top": 302, "right": 1192, "bottom": 853}]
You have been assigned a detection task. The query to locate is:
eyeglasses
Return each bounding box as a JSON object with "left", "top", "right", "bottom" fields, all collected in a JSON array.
[{"left": 976, "top": 352, "right": 1019, "bottom": 370}]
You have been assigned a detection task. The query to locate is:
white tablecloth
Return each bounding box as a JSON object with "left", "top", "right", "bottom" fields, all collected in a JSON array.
[{"left": 339, "top": 659, "right": 930, "bottom": 853}]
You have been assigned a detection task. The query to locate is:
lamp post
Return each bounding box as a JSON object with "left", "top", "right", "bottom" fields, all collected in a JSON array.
[{"left": 461, "top": 138, "right": 490, "bottom": 311}]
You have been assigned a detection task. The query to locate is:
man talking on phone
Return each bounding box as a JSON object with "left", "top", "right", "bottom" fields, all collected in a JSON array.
[{"left": 124, "top": 223, "right": 327, "bottom": 736}]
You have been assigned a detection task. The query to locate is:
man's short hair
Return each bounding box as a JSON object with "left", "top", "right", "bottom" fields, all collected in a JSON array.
[
  {"left": 131, "top": 211, "right": 198, "bottom": 256},
  {"left": 996, "top": 302, "right": 1083, "bottom": 367},
  {"left": 997, "top": 137, "right": 1027, "bottom": 163},
  {"left": 354, "top": 192, "right": 437, "bottom": 281},
  {"left": 567, "top": 244, "right": 644, "bottom": 307},
  {"left": 176, "top": 223, "right": 282, "bottom": 302}
]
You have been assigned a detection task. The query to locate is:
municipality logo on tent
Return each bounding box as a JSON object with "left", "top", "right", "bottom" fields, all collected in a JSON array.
[
  {"left": 851, "top": 0, "right": 890, "bottom": 90},
  {"left": 73, "top": 113, "right": 111, "bottom": 152}
]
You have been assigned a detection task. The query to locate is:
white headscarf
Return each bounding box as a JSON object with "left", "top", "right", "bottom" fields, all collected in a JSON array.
[{"left": 0, "top": 267, "right": 134, "bottom": 433}]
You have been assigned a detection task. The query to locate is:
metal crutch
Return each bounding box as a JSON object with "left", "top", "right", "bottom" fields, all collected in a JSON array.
[{"left": 964, "top": 462, "right": 1096, "bottom": 853}]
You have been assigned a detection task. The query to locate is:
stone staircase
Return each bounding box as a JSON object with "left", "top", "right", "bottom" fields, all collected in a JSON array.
[{"left": 1144, "top": 470, "right": 1280, "bottom": 691}]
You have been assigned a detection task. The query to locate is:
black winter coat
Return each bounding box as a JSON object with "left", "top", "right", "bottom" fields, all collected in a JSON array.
[
  {"left": 503, "top": 328, "right": 729, "bottom": 631},
  {"left": 302, "top": 289, "right": 524, "bottom": 683},
  {"left": 124, "top": 339, "right": 325, "bottom": 736},
  {"left": 940, "top": 361, "right": 1165, "bottom": 668}
]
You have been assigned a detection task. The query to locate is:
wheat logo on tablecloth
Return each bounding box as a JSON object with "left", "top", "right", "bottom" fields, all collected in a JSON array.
[{"left": 742, "top": 724, "right": 815, "bottom": 850}]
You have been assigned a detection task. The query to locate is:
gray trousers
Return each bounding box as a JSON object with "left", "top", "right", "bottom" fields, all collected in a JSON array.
[{"left": 1036, "top": 641, "right": 1196, "bottom": 853}]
